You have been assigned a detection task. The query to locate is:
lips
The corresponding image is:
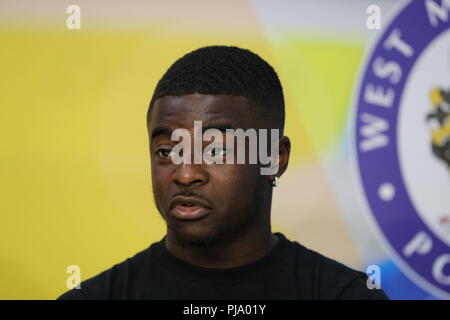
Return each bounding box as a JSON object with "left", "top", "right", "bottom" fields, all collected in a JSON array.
[{"left": 169, "top": 196, "right": 212, "bottom": 220}]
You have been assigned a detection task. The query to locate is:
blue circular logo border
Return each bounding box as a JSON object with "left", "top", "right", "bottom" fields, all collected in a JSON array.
[{"left": 355, "top": 0, "right": 450, "bottom": 296}]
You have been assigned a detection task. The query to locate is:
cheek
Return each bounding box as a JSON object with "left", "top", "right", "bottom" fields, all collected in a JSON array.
[
  {"left": 151, "top": 165, "right": 172, "bottom": 198},
  {"left": 209, "top": 165, "right": 260, "bottom": 208}
]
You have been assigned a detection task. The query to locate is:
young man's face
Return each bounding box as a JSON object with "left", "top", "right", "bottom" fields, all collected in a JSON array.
[{"left": 148, "top": 93, "right": 277, "bottom": 246}]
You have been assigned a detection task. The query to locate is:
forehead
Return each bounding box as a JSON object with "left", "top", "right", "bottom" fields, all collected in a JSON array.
[{"left": 148, "top": 93, "right": 262, "bottom": 131}]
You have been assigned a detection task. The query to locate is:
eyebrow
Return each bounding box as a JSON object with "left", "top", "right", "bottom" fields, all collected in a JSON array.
[
  {"left": 151, "top": 126, "right": 173, "bottom": 140},
  {"left": 151, "top": 123, "right": 237, "bottom": 140}
]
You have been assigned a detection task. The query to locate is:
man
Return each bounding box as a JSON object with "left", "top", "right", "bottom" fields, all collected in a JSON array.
[{"left": 58, "top": 45, "right": 388, "bottom": 300}]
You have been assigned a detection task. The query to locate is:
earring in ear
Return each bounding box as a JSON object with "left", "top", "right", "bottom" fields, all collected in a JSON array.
[{"left": 272, "top": 176, "right": 279, "bottom": 187}]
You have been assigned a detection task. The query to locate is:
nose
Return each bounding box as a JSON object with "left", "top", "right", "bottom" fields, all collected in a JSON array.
[{"left": 172, "top": 162, "right": 209, "bottom": 187}]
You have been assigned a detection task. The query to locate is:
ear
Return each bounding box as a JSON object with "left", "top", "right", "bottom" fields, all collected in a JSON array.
[{"left": 276, "top": 135, "right": 291, "bottom": 178}]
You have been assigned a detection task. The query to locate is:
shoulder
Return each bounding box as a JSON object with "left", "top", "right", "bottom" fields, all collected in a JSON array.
[
  {"left": 57, "top": 244, "right": 155, "bottom": 300},
  {"left": 285, "top": 237, "right": 389, "bottom": 300}
]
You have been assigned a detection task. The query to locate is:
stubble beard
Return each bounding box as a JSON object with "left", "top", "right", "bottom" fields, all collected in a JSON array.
[{"left": 158, "top": 177, "right": 268, "bottom": 248}]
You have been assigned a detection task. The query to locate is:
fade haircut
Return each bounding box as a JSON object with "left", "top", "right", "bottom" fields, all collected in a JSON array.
[{"left": 147, "top": 45, "right": 285, "bottom": 133}]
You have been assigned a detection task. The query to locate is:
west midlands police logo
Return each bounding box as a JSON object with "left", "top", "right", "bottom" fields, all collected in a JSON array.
[
  {"left": 354, "top": 0, "right": 450, "bottom": 298},
  {"left": 427, "top": 87, "right": 450, "bottom": 169}
]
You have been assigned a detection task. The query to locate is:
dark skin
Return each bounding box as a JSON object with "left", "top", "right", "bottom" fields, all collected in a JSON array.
[{"left": 148, "top": 93, "right": 291, "bottom": 269}]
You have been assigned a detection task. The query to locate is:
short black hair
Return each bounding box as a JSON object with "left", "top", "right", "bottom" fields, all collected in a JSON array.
[{"left": 147, "top": 45, "right": 285, "bottom": 132}]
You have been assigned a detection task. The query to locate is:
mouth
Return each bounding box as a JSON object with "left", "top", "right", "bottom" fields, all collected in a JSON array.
[
  {"left": 171, "top": 204, "right": 211, "bottom": 220},
  {"left": 169, "top": 196, "right": 213, "bottom": 221}
]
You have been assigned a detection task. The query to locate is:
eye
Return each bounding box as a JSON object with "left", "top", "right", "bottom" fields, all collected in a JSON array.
[
  {"left": 205, "top": 146, "right": 228, "bottom": 157},
  {"left": 156, "top": 148, "right": 177, "bottom": 158}
]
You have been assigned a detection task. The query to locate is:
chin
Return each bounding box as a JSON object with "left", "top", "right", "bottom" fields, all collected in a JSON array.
[{"left": 168, "top": 223, "right": 230, "bottom": 247}]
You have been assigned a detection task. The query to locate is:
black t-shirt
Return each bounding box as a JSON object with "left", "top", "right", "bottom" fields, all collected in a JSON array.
[{"left": 57, "top": 232, "right": 389, "bottom": 300}]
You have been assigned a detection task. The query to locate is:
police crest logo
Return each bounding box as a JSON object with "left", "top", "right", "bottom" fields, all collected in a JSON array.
[
  {"left": 427, "top": 87, "right": 450, "bottom": 170},
  {"left": 354, "top": 0, "right": 450, "bottom": 298}
]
